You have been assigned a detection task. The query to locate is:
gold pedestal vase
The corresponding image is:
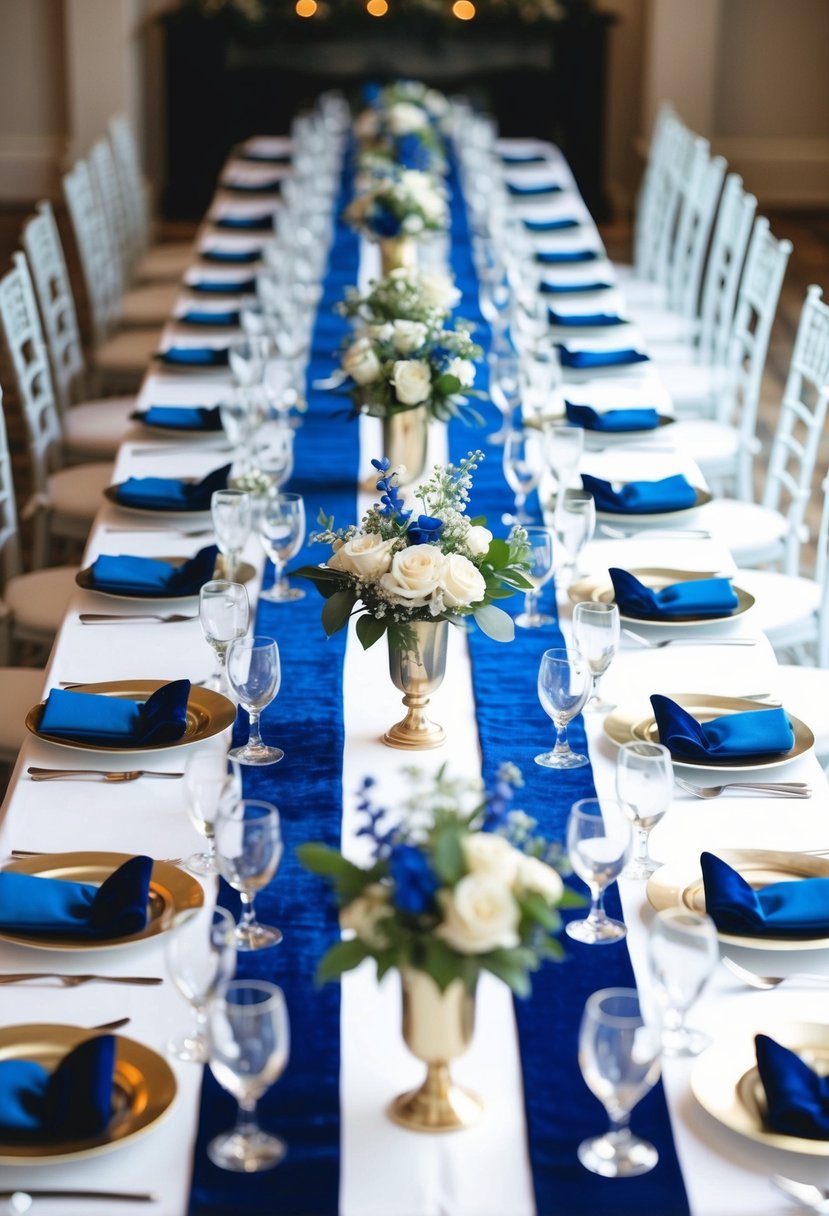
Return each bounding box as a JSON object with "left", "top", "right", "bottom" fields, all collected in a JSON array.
[
  {"left": 382, "top": 405, "right": 429, "bottom": 487},
  {"left": 380, "top": 235, "right": 417, "bottom": 275},
  {"left": 388, "top": 969, "right": 482, "bottom": 1133},
  {"left": 384, "top": 619, "right": 448, "bottom": 750}
]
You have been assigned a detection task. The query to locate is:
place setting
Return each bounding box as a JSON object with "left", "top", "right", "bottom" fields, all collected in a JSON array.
[
  {"left": 74, "top": 546, "right": 255, "bottom": 602},
  {"left": 569, "top": 566, "right": 756, "bottom": 629}
]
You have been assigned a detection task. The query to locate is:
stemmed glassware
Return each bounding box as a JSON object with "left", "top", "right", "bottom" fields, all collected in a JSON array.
[
  {"left": 616, "top": 741, "right": 674, "bottom": 880},
  {"left": 199, "top": 580, "right": 250, "bottom": 692},
  {"left": 535, "top": 646, "right": 591, "bottom": 769},
  {"left": 515, "top": 525, "right": 555, "bottom": 629},
  {"left": 566, "top": 798, "right": 631, "bottom": 944},
  {"left": 211, "top": 489, "right": 252, "bottom": 582},
  {"left": 182, "top": 747, "right": 242, "bottom": 875},
  {"left": 259, "top": 493, "right": 306, "bottom": 603},
  {"left": 577, "top": 987, "right": 662, "bottom": 1177},
  {"left": 502, "top": 428, "right": 543, "bottom": 525},
  {"left": 554, "top": 491, "right": 596, "bottom": 585},
  {"left": 543, "top": 424, "right": 584, "bottom": 499},
  {"left": 572, "top": 601, "right": 620, "bottom": 712},
  {"left": 207, "top": 979, "right": 289, "bottom": 1172},
  {"left": 214, "top": 799, "right": 284, "bottom": 951},
  {"left": 166, "top": 905, "right": 237, "bottom": 1063},
  {"left": 647, "top": 908, "right": 719, "bottom": 1057},
  {"left": 487, "top": 348, "right": 521, "bottom": 444},
  {"left": 226, "top": 635, "right": 283, "bottom": 765}
]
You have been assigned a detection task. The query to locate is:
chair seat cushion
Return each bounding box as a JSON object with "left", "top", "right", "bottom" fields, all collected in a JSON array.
[
  {"left": 5, "top": 567, "right": 78, "bottom": 634},
  {"left": 120, "top": 282, "right": 180, "bottom": 327},
  {"left": 0, "top": 668, "right": 47, "bottom": 755},
  {"left": 655, "top": 359, "right": 732, "bottom": 409},
  {"left": 94, "top": 329, "right": 159, "bottom": 375},
  {"left": 731, "top": 569, "right": 821, "bottom": 636},
  {"left": 47, "top": 463, "right": 113, "bottom": 522},
  {"left": 773, "top": 665, "right": 829, "bottom": 757},
  {"left": 698, "top": 499, "right": 788, "bottom": 567},
  {"left": 64, "top": 397, "right": 135, "bottom": 458},
  {"left": 136, "top": 243, "right": 193, "bottom": 282},
  {"left": 669, "top": 419, "right": 740, "bottom": 466}
]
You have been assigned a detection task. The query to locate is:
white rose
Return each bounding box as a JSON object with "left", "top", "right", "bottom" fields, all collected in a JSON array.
[
  {"left": 335, "top": 532, "right": 395, "bottom": 580},
  {"left": 343, "top": 337, "right": 381, "bottom": 386},
  {"left": 418, "top": 272, "right": 460, "bottom": 312},
  {"left": 380, "top": 544, "right": 445, "bottom": 603},
  {"left": 392, "top": 359, "right": 431, "bottom": 406},
  {"left": 401, "top": 214, "right": 425, "bottom": 234},
  {"left": 515, "top": 855, "right": 564, "bottom": 904},
  {"left": 445, "top": 357, "right": 476, "bottom": 388},
  {"left": 340, "top": 883, "right": 391, "bottom": 947},
  {"left": 463, "top": 833, "right": 521, "bottom": 884},
  {"left": 425, "top": 89, "right": 449, "bottom": 117},
  {"left": 441, "top": 552, "right": 487, "bottom": 608},
  {"left": 437, "top": 873, "right": 520, "bottom": 954},
  {"left": 391, "top": 320, "right": 428, "bottom": 355},
  {"left": 387, "top": 101, "right": 429, "bottom": 135},
  {"left": 465, "top": 525, "right": 493, "bottom": 557},
  {"left": 367, "top": 322, "right": 394, "bottom": 342}
]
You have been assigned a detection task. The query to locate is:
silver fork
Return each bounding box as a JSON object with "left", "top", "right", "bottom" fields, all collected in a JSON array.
[
  {"left": 622, "top": 627, "right": 756, "bottom": 648},
  {"left": 102, "top": 526, "right": 214, "bottom": 536},
  {"left": 78, "top": 612, "right": 198, "bottom": 624},
  {"left": 676, "top": 777, "right": 812, "bottom": 799},
  {"left": 10, "top": 849, "right": 183, "bottom": 865},
  {"left": 598, "top": 525, "right": 713, "bottom": 540},
  {"left": 27, "top": 767, "right": 184, "bottom": 782},
  {"left": 723, "top": 957, "right": 829, "bottom": 990},
  {"left": 0, "top": 973, "right": 163, "bottom": 986}
]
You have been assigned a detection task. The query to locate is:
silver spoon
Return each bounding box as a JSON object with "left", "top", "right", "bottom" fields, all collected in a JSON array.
[
  {"left": 622, "top": 627, "right": 756, "bottom": 648},
  {"left": 723, "top": 957, "right": 829, "bottom": 991},
  {"left": 772, "top": 1174, "right": 829, "bottom": 1211},
  {"left": 675, "top": 777, "right": 812, "bottom": 799}
]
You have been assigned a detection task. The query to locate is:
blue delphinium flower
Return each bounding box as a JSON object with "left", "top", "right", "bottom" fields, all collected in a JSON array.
[
  {"left": 362, "top": 81, "right": 383, "bottom": 107},
  {"left": 395, "top": 133, "right": 431, "bottom": 172},
  {"left": 375, "top": 463, "right": 411, "bottom": 522},
  {"left": 407, "top": 514, "right": 444, "bottom": 545},
  {"left": 370, "top": 200, "right": 402, "bottom": 238},
  {"left": 390, "top": 844, "right": 439, "bottom": 915}
]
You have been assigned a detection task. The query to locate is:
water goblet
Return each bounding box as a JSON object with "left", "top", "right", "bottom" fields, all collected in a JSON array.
[
  {"left": 535, "top": 646, "right": 591, "bottom": 768},
  {"left": 259, "top": 493, "right": 306, "bottom": 603},
  {"left": 616, "top": 741, "right": 673, "bottom": 880},
  {"left": 226, "top": 635, "right": 283, "bottom": 765},
  {"left": 214, "top": 800, "right": 284, "bottom": 950},
  {"left": 502, "top": 428, "right": 542, "bottom": 525},
  {"left": 554, "top": 490, "right": 595, "bottom": 585},
  {"left": 183, "top": 747, "right": 242, "bottom": 875},
  {"left": 487, "top": 348, "right": 521, "bottom": 444},
  {"left": 572, "top": 601, "right": 620, "bottom": 712},
  {"left": 250, "top": 422, "right": 294, "bottom": 491},
  {"left": 229, "top": 336, "right": 271, "bottom": 389},
  {"left": 566, "top": 798, "right": 631, "bottom": 943},
  {"left": 199, "top": 580, "right": 250, "bottom": 691},
  {"left": 647, "top": 908, "right": 719, "bottom": 1057},
  {"left": 544, "top": 424, "right": 584, "bottom": 498},
  {"left": 166, "top": 905, "right": 237, "bottom": 1063},
  {"left": 577, "top": 987, "right": 661, "bottom": 1177},
  {"left": 207, "top": 979, "right": 289, "bottom": 1171},
  {"left": 515, "top": 525, "right": 555, "bottom": 628},
  {"left": 211, "top": 489, "right": 252, "bottom": 582}
]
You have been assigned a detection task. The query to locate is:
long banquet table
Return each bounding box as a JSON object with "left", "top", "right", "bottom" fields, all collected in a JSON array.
[{"left": 0, "top": 112, "right": 828, "bottom": 1216}]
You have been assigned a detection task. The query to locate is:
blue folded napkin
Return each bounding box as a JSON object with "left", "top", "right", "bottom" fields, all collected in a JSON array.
[
  {"left": 501, "top": 153, "right": 547, "bottom": 165},
  {"left": 536, "top": 249, "right": 599, "bottom": 265},
  {"left": 189, "top": 278, "right": 257, "bottom": 295},
  {"left": 241, "top": 152, "right": 291, "bottom": 164},
  {"left": 180, "top": 309, "right": 240, "bottom": 328},
  {"left": 88, "top": 546, "right": 219, "bottom": 597},
  {"left": 756, "top": 1034, "right": 829, "bottom": 1139},
  {"left": 0, "top": 856, "right": 153, "bottom": 938},
  {"left": 224, "top": 179, "right": 282, "bottom": 193},
  {"left": 115, "top": 463, "right": 230, "bottom": 511},
  {"left": 157, "top": 346, "right": 229, "bottom": 368},
  {"left": 565, "top": 402, "right": 660, "bottom": 431},
  {"left": 507, "top": 182, "right": 563, "bottom": 197},
  {"left": 549, "top": 310, "right": 625, "bottom": 328},
  {"left": 650, "top": 695, "right": 795, "bottom": 760},
  {"left": 701, "top": 853, "right": 829, "bottom": 938},
  {"left": 609, "top": 568, "right": 739, "bottom": 620},
  {"left": 0, "top": 1035, "right": 115, "bottom": 1138},
  {"left": 559, "top": 346, "right": 650, "bottom": 369},
  {"left": 581, "top": 472, "right": 697, "bottom": 514},
  {"left": 136, "top": 406, "right": 223, "bottom": 431},
  {"left": 214, "top": 214, "right": 274, "bottom": 231},
  {"left": 38, "top": 681, "right": 191, "bottom": 747},
  {"left": 539, "top": 280, "right": 614, "bottom": 295},
  {"left": 523, "top": 217, "right": 580, "bottom": 232},
  {"left": 201, "top": 248, "right": 260, "bottom": 265}
]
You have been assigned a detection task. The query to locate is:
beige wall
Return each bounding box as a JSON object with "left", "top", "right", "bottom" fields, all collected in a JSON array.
[{"left": 0, "top": 0, "right": 67, "bottom": 197}]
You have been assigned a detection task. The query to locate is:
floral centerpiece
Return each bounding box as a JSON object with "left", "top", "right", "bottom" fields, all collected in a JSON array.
[
  {"left": 339, "top": 266, "right": 461, "bottom": 330},
  {"left": 344, "top": 168, "right": 449, "bottom": 244},
  {"left": 354, "top": 93, "right": 449, "bottom": 177}
]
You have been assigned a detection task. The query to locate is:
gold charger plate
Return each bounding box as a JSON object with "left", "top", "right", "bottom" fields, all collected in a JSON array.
[
  {"left": 76, "top": 557, "right": 254, "bottom": 601},
  {"left": 647, "top": 848, "right": 829, "bottom": 951},
  {"left": 26, "top": 679, "right": 236, "bottom": 754},
  {"left": 568, "top": 567, "right": 755, "bottom": 627},
  {"left": 603, "top": 693, "right": 814, "bottom": 772},
  {"left": 104, "top": 483, "right": 213, "bottom": 518},
  {"left": 0, "top": 1023, "right": 176, "bottom": 1163},
  {"left": 692, "top": 1021, "right": 829, "bottom": 1155},
  {"left": 594, "top": 485, "right": 711, "bottom": 525},
  {"left": 0, "top": 852, "right": 203, "bottom": 951}
]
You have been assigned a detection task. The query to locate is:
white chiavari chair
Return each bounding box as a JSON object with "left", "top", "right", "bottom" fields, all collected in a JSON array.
[{"left": 0, "top": 254, "right": 113, "bottom": 568}]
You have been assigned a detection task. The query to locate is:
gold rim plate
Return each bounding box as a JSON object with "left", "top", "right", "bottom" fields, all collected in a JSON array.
[
  {"left": 104, "top": 483, "right": 212, "bottom": 518},
  {"left": 76, "top": 558, "right": 254, "bottom": 602},
  {"left": 26, "top": 679, "right": 236, "bottom": 754},
  {"left": 0, "top": 852, "right": 203, "bottom": 951},
  {"left": 603, "top": 693, "right": 814, "bottom": 772},
  {"left": 0, "top": 1024, "right": 176, "bottom": 1163},
  {"left": 568, "top": 567, "right": 755, "bottom": 627},
  {"left": 647, "top": 848, "right": 829, "bottom": 950},
  {"left": 692, "top": 1020, "right": 829, "bottom": 1155},
  {"left": 594, "top": 485, "right": 711, "bottom": 525}
]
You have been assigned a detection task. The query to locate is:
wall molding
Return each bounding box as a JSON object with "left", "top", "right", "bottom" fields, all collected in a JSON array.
[
  {"left": 710, "top": 137, "right": 829, "bottom": 208},
  {"left": 0, "top": 134, "right": 67, "bottom": 201}
]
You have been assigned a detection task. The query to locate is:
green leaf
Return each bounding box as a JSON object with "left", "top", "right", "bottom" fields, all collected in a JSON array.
[
  {"left": 296, "top": 843, "right": 383, "bottom": 902},
  {"left": 481, "top": 949, "right": 533, "bottom": 998},
  {"left": 558, "top": 887, "right": 588, "bottom": 909},
  {"left": 473, "top": 603, "right": 515, "bottom": 643},
  {"left": 322, "top": 589, "right": 357, "bottom": 637},
  {"left": 293, "top": 565, "right": 344, "bottom": 599},
  {"left": 355, "top": 613, "right": 388, "bottom": 650},
  {"left": 421, "top": 938, "right": 464, "bottom": 993},
  {"left": 483, "top": 537, "right": 510, "bottom": 568},
  {"left": 431, "top": 823, "right": 465, "bottom": 885},
  {"left": 517, "top": 890, "right": 562, "bottom": 932},
  {"left": 316, "top": 938, "right": 372, "bottom": 984},
  {"left": 434, "top": 373, "right": 461, "bottom": 395}
]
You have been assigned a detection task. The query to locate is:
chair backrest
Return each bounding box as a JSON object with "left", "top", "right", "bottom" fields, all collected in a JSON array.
[
  {"left": 109, "top": 113, "right": 150, "bottom": 260},
  {"left": 631, "top": 103, "right": 684, "bottom": 278},
  {"left": 62, "top": 159, "right": 120, "bottom": 346},
  {"left": 695, "top": 174, "right": 757, "bottom": 365},
  {"left": 664, "top": 145, "right": 726, "bottom": 319},
  {"left": 638, "top": 122, "right": 697, "bottom": 288},
  {"left": 0, "top": 253, "right": 65, "bottom": 499},
  {"left": 21, "top": 201, "right": 87, "bottom": 415},
  {"left": 89, "top": 137, "right": 132, "bottom": 283},
  {"left": 813, "top": 475, "right": 829, "bottom": 668},
  {"left": 762, "top": 285, "right": 829, "bottom": 575},
  {"left": 0, "top": 388, "right": 23, "bottom": 586}
]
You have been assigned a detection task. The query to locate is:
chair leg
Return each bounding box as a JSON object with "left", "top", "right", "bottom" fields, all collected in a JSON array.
[
  {"left": 0, "top": 616, "right": 11, "bottom": 665},
  {"left": 33, "top": 510, "right": 51, "bottom": 569}
]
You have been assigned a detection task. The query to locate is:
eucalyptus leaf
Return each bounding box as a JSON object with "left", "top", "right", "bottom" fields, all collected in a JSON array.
[
  {"left": 473, "top": 602, "right": 515, "bottom": 643},
  {"left": 316, "top": 938, "right": 372, "bottom": 984}
]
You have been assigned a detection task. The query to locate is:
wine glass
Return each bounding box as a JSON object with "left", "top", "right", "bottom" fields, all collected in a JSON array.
[
  {"left": 211, "top": 489, "right": 252, "bottom": 582},
  {"left": 199, "top": 580, "right": 250, "bottom": 691},
  {"left": 228, "top": 336, "right": 272, "bottom": 389},
  {"left": 259, "top": 493, "right": 306, "bottom": 603},
  {"left": 183, "top": 747, "right": 242, "bottom": 875},
  {"left": 554, "top": 490, "right": 595, "bottom": 585},
  {"left": 502, "top": 428, "right": 542, "bottom": 525},
  {"left": 219, "top": 388, "right": 266, "bottom": 470},
  {"left": 207, "top": 979, "right": 289, "bottom": 1171},
  {"left": 572, "top": 601, "right": 620, "bottom": 712},
  {"left": 616, "top": 741, "right": 673, "bottom": 880},
  {"left": 166, "top": 905, "right": 237, "bottom": 1063},
  {"left": 487, "top": 348, "right": 521, "bottom": 444},
  {"left": 535, "top": 646, "right": 591, "bottom": 769},
  {"left": 515, "top": 525, "right": 555, "bottom": 629},
  {"left": 544, "top": 424, "right": 584, "bottom": 498},
  {"left": 577, "top": 987, "right": 661, "bottom": 1177},
  {"left": 214, "top": 799, "right": 283, "bottom": 950},
  {"left": 566, "top": 798, "right": 631, "bottom": 944},
  {"left": 647, "top": 908, "right": 719, "bottom": 1057},
  {"left": 226, "top": 635, "right": 283, "bottom": 765}
]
